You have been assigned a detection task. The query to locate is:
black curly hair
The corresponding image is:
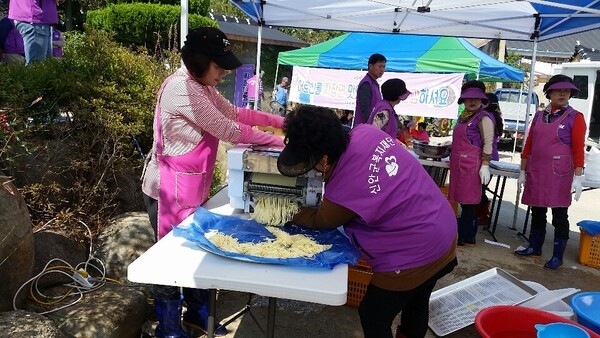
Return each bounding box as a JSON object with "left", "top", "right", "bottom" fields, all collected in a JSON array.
[
  {"left": 485, "top": 92, "right": 503, "bottom": 137},
  {"left": 282, "top": 105, "right": 349, "bottom": 166}
]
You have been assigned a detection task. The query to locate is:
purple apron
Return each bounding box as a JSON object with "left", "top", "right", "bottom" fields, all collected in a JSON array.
[
  {"left": 154, "top": 79, "right": 220, "bottom": 239},
  {"left": 449, "top": 114, "right": 483, "bottom": 204},
  {"left": 522, "top": 110, "right": 574, "bottom": 207}
]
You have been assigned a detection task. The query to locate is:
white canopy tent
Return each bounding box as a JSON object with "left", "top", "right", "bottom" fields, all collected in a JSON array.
[{"left": 221, "top": 0, "right": 600, "bottom": 139}]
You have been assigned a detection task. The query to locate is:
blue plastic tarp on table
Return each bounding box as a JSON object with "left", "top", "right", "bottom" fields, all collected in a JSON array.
[{"left": 172, "top": 206, "right": 360, "bottom": 269}]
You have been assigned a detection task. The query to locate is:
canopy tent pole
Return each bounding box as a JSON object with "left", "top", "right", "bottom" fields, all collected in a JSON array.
[
  {"left": 522, "top": 38, "right": 539, "bottom": 145},
  {"left": 512, "top": 84, "right": 525, "bottom": 154},
  {"left": 180, "top": 0, "right": 188, "bottom": 65},
  {"left": 252, "top": 24, "right": 263, "bottom": 109}
]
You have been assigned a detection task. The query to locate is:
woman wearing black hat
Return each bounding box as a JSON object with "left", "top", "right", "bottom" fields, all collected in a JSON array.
[
  {"left": 367, "top": 78, "right": 411, "bottom": 138},
  {"left": 515, "top": 74, "right": 587, "bottom": 270},
  {"left": 141, "top": 27, "right": 284, "bottom": 337},
  {"left": 449, "top": 80, "right": 497, "bottom": 246}
]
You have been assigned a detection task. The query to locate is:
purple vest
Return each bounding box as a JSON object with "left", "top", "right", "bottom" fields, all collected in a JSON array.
[
  {"left": 354, "top": 74, "right": 381, "bottom": 125},
  {"left": 326, "top": 124, "right": 457, "bottom": 272},
  {"left": 367, "top": 100, "right": 398, "bottom": 138},
  {"left": 522, "top": 107, "right": 577, "bottom": 207},
  {"left": 449, "top": 108, "right": 490, "bottom": 204},
  {"left": 8, "top": 0, "right": 59, "bottom": 25}
]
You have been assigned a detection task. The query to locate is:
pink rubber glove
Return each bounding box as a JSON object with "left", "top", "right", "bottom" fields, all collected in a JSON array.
[
  {"left": 238, "top": 108, "right": 284, "bottom": 129},
  {"left": 238, "top": 124, "right": 284, "bottom": 147}
]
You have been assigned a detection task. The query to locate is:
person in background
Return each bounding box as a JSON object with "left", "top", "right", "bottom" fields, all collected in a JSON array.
[
  {"left": 271, "top": 76, "right": 289, "bottom": 116},
  {"left": 367, "top": 78, "right": 410, "bottom": 138},
  {"left": 448, "top": 80, "right": 495, "bottom": 247},
  {"left": 515, "top": 74, "right": 586, "bottom": 270},
  {"left": 141, "top": 27, "right": 284, "bottom": 338},
  {"left": 340, "top": 110, "right": 354, "bottom": 133},
  {"left": 243, "top": 70, "right": 264, "bottom": 110},
  {"left": 354, "top": 53, "right": 386, "bottom": 126},
  {"left": 277, "top": 105, "right": 457, "bottom": 338},
  {"left": 52, "top": 27, "right": 65, "bottom": 58},
  {"left": 398, "top": 120, "right": 415, "bottom": 148},
  {"left": 411, "top": 122, "right": 430, "bottom": 142},
  {"left": 0, "top": 15, "right": 24, "bottom": 63},
  {"left": 476, "top": 93, "right": 503, "bottom": 226},
  {"left": 8, "top": 0, "right": 62, "bottom": 65}
]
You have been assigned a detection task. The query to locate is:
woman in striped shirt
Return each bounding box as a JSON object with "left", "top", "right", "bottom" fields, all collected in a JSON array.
[{"left": 141, "top": 27, "right": 284, "bottom": 338}]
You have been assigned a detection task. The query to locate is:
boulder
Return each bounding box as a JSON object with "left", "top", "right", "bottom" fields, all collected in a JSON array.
[{"left": 0, "top": 175, "right": 35, "bottom": 312}]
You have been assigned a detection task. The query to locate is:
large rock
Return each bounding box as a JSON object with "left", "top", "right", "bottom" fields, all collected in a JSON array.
[
  {"left": 0, "top": 310, "right": 63, "bottom": 337},
  {"left": 0, "top": 175, "right": 35, "bottom": 312},
  {"left": 93, "top": 212, "right": 154, "bottom": 281},
  {"left": 47, "top": 284, "right": 149, "bottom": 338}
]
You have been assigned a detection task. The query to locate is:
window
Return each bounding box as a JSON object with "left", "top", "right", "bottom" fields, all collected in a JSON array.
[{"left": 572, "top": 75, "right": 588, "bottom": 100}]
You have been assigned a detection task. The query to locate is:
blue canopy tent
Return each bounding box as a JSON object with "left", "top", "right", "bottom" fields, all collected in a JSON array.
[{"left": 277, "top": 32, "right": 524, "bottom": 83}]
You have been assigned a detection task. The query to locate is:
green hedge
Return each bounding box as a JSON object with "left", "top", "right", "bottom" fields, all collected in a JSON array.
[
  {"left": 105, "top": 0, "right": 211, "bottom": 16},
  {"left": 85, "top": 3, "right": 217, "bottom": 51}
]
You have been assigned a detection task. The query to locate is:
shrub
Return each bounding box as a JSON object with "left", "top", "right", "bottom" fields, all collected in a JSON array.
[
  {"left": 85, "top": 3, "right": 217, "bottom": 51},
  {"left": 0, "top": 29, "right": 169, "bottom": 241}
]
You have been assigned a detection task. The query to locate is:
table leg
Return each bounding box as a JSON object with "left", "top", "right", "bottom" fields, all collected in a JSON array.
[
  {"left": 486, "top": 176, "right": 503, "bottom": 241},
  {"left": 207, "top": 289, "right": 217, "bottom": 338},
  {"left": 267, "top": 297, "right": 276, "bottom": 338}
]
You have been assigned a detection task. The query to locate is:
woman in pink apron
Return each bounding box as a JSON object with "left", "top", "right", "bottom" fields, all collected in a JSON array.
[
  {"left": 449, "top": 81, "right": 496, "bottom": 246},
  {"left": 141, "top": 27, "right": 284, "bottom": 338},
  {"left": 515, "top": 75, "right": 587, "bottom": 270}
]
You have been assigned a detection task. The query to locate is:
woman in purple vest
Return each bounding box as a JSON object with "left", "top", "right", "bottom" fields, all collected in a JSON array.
[
  {"left": 354, "top": 53, "right": 386, "bottom": 126},
  {"left": 515, "top": 74, "right": 587, "bottom": 270},
  {"left": 278, "top": 105, "right": 457, "bottom": 338},
  {"left": 448, "top": 81, "right": 496, "bottom": 246},
  {"left": 367, "top": 78, "right": 411, "bottom": 138}
]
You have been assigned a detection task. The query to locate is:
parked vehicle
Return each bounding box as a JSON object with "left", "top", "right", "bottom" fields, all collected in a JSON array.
[
  {"left": 494, "top": 88, "right": 539, "bottom": 144},
  {"left": 553, "top": 61, "right": 600, "bottom": 144}
]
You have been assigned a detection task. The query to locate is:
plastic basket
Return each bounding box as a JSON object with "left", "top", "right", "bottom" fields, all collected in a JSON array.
[
  {"left": 346, "top": 259, "right": 372, "bottom": 308},
  {"left": 475, "top": 305, "right": 598, "bottom": 338},
  {"left": 439, "top": 185, "right": 458, "bottom": 216},
  {"left": 579, "top": 229, "right": 600, "bottom": 268}
]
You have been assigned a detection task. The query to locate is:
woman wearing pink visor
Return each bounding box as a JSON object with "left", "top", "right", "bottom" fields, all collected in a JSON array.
[
  {"left": 515, "top": 74, "right": 587, "bottom": 270},
  {"left": 449, "top": 80, "right": 497, "bottom": 246}
]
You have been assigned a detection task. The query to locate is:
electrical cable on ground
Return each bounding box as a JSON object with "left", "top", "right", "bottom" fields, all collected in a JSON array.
[{"left": 13, "top": 219, "right": 123, "bottom": 315}]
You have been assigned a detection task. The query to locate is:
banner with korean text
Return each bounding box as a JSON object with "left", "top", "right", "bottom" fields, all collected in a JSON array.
[{"left": 289, "top": 66, "right": 464, "bottom": 119}]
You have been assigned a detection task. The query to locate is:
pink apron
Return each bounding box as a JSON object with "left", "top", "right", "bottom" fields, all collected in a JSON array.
[
  {"left": 522, "top": 111, "right": 573, "bottom": 207},
  {"left": 449, "top": 116, "right": 482, "bottom": 204},
  {"left": 153, "top": 79, "right": 220, "bottom": 239}
]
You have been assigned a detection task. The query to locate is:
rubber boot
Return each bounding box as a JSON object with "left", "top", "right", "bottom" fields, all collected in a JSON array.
[
  {"left": 465, "top": 219, "right": 478, "bottom": 246},
  {"left": 477, "top": 201, "right": 491, "bottom": 226},
  {"left": 154, "top": 296, "right": 189, "bottom": 338},
  {"left": 457, "top": 218, "right": 469, "bottom": 246},
  {"left": 544, "top": 238, "right": 568, "bottom": 270},
  {"left": 515, "top": 229, "right": 545, "bottom": 256},
  {"left": 182, "top": 289, "right": 228, "bottom": 336}
]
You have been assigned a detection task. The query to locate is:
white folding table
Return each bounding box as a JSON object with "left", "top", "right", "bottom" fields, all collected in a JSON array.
[{"left": 127, "top": 187, "right": 349, "bottom": 338}]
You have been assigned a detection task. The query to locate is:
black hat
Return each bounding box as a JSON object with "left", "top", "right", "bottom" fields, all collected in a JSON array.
[
  {"left": 184, "top": 27, "right": 242, "bottom": 70},
  {"left": 277, "top": 145, "right": 319, "bottom": 177},
  {"left": 382, "top": 78, "right": 410, "bottom": 101}
]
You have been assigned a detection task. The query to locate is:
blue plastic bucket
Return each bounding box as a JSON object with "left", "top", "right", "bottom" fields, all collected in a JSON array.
[
  {"left": 535, "top": 323, "right": 590, "bottom": 338},
  {"left": 571, "top": 292, "right": 600, "bottom": 334}
]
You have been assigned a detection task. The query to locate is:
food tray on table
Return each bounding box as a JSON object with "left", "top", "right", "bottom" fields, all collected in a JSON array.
[
  {"left": 428, "top": 267, "right": 538, "bottom": 336},
  {"left": 489, "top": 160, "right": 520, "bottom": 173}
]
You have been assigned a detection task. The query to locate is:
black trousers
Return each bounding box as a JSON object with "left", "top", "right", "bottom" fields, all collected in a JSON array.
[
  {"left": 530, "top": 206, "right": 570, "bottom": 239},
  {"left": 358, "top": 257, "right": 458, "bottom": 338}
]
